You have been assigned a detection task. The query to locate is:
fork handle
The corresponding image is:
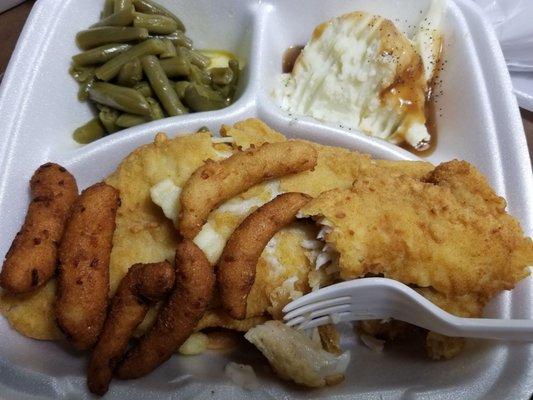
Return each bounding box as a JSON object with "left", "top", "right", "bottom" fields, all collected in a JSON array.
[{"left": 442, "top": 317, "right": 533, "bottom": 341}]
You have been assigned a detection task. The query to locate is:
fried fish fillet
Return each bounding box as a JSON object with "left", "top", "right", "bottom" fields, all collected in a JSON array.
[{"left": 300, "top": 160, "right": 533, "bottom": 318}]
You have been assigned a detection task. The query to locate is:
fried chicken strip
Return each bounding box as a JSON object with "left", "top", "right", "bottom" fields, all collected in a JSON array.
[
  {"left": 218, "top": 193, "right": 311, "bottom": 319},
  {"left": 55, "top": 183, "right": 120, "bottom": 351},
  {"left": 116, "top": 240, "right": 214, "bottom": 379},
  {"left": 0, "top": 163, "right": 78, "bottom": 293},
  {"left": 87, "top": 261, "right": 174, "bottom": 396},
  {"left": 179, "top": 141, "right": 318, "bottom": 239}
]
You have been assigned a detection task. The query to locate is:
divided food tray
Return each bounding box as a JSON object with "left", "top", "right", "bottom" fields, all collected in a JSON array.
[{"left": 0, "top": 0, "right": 531, "bottom": 398}]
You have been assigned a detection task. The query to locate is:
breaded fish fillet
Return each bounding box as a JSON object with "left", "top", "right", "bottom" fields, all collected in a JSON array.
[{"left": 300, "top": 160, "right": 533, "bottom": 317}]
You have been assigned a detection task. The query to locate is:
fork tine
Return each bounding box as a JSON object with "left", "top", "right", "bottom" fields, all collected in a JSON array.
[
  {"left": 283, "top": 296, "right": 351, "bottom": 321},
  {"left": 285, "top": 304, "right": 351, "bottom": 328},
  {"left": 297, "top": 312, "right": 352, "bottom": 330},
  {"left": 282, "top": 281, "right": 358, "bottom": 313}
]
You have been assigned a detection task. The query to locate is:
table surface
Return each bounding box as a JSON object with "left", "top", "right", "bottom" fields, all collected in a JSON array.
[{"left": 1, "top": 1, "right": 532, "bottom": 162}]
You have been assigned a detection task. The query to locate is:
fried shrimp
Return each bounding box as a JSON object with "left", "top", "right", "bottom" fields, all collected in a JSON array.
[
  {"left": 0, "top": 163, "right": 78, "bottom": 293},
  {"left": 218, "top": 193, "right": 311, "bottom": 319},
  {"left": 55, "top": 183, "right": 120, "bottom": 351},
  {"left": 87, "top": 261, "right": 174, "bottom": 396},
  {"left": 116, "top": 240, "right": 214, "bottom": 379},
  {"left": 179, "top": 141, "right": 318, "bottom": 239}
]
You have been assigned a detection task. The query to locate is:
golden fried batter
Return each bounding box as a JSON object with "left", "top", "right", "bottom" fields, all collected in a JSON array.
[
  {"left": 220, "top": 118, "right": 286, "bottom": 150},
  {"left": 179, "top": 140, "right": 318, "bottom": 239},
  {"left": 0, "top": 163, "right": 78, "bottom": 293},
  {"left": 195, "top": 310, "right": 267, "bottom": 332},
  {"left": 300, "top": 160, "right": 533, "bottom": 317},
  {"left": 218, "top": 193, "right": 311, "bottom": 319},
  {"left": 88, "top": 261, "right": 174, "bottom": 396},
  {"left": 116, "top": 240, "right": 214, "bottom": 379},
  {"left": 0, "top": 280, "right": 61, "bottom": 340},
  {"left": 55, "top": 183, "right": 120, "bottom": 351}
]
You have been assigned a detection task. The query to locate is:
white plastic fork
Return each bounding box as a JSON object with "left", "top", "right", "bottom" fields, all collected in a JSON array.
[{"left": 282, "top": 278, "right": 533, "bottom": 341}]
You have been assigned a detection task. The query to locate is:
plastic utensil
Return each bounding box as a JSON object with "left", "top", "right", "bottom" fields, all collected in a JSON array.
[{"left": 283, "top": 278, "right": 533, "bottom": 341}]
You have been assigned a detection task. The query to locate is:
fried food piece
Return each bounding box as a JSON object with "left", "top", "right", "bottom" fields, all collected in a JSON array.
[
  {"left": 116, "top": 240, "right": 214, "bottom": 379},
  {"left": 301, "top": 160, "right": 533, "bottom": 318},
  {"left": 245, "top": 321, "right": 350, "bottom": 388},
  {"left": 318, "top": 324, "right": 341, "bottom": 355},
  {"left": 195, "top": 310, "right": 267, "bottom": 332},
  {"left": 425, "top": 332, "right": 465, "bottom": 360},
  {"left": 0, "top": 163, "right": 78, "bottom": 294},
  {"left": 55, "top": 183, "right": 120, "bottom": 351},
  {"left": 220, "top": 118, "right": 286, "bottom": 150},
  {"left": 179, "top": 140, "right": 318, "bottom": 239},
  {"left": 0, "top": 280, "right": 62, "bottom": 340},
  {"left": 105, "top": 132, "right": 218, "bottom": 293},
  {"left": 87, "top": 261, "right": 174, "bottom": 396},
  {"left": 218, "top": 193, "right": 311, "bottom": 319}
]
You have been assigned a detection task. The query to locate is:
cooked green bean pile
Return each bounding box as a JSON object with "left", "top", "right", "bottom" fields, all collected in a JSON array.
[{"left": 70, "top": 0, "right": 240, "bottom": 144}]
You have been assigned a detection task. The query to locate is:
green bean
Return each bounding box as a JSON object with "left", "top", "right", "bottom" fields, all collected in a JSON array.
[
  {"left": 133, "top": 12, "right": 178, "bottom": 35},
  {"left": 174, "top": 81, "right": 190, "bottom": 99},
  {"left": 132, "top": 0, "right": 185, "bottom": 31},
  {"left": 95, "top": 39, "right": 166, "bottom": 81},
  {"left": 189, "top": 64, "right": 211, "bottom": 86},
  {"left": 218, "top": 59, "right": 240, "bottom": 99},
  {"left": 89, "top": 82, "right": 151, "bottom": 115},
  {"left": 116, "top": 113, "right": 150, "bottom": 128},
  {"left": 141, "top": 55, "right": 188, "bottom": 116},
  {"left": 70, "top": 65, "right": 96, "bottom": 101},
  {"left": 72, "top": 43, "right": 132, "bottom": 66},
  {"left": 69, "top": 65, "right": 95, "bottom": 83},
  {"left": 101, "top": 0, "right": 114, "bottom": 18},
  {"left": 160, "top": 39, "right": 177, "bottom": 59},
  {"left": 76, "top": 27, "right": 148, "bottom": 50},
  {"left": 98, "top": 106, "right": 120, "bottom": 133},
  {"left": 178, "top": 47, "right": 210, "bottom": 68},
  {"left": 134, "top": 81, "right": 153, "bottom": 97},
  {"left": 159, "top": 56, "right": 189, "bottom": 78},
  {"left": 73, "top": 118, "right": 106, "bottom": 144},
  {"left": 114, "top": 0, "right": 132, "bottom": 13},
  {"left": 147, "top": 97, "right": 164, "bottom": 120},
  {"left": 209, "top": 67, "right": 234, "bottom": 86},
  {"left": 91, "top": 6, "right": 135, "bottom": 28},
  {"left": 118, "top": 58, "right": 142, "bottom": 87},
  {"left": 149, "top": 30, "right": 192, "bottom": 48},
  {"left": 183, "top": 83, "right": 230, "bottom": 112},
  {"left": 78, "top": 79, "right": 96, "bottom": 101}
]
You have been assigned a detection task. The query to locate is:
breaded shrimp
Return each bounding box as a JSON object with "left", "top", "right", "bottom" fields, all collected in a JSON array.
[
  {"left": 179, "top": 141, "right": 318, "bottom": 239},
  {"left": 116, "top": 240, "right": 214, "bottom": 379},
  {"left": 218, "top": 193, "right": 311, "bottom": 319},
  {"left": 87, "top": 261, "right": 174, "bottom": 396},
  {"left": 0, "top": 163, "right": 78, "bottom": 293},
  {"left": 55, "top": 183, "right": 120, "bottom": 351}
]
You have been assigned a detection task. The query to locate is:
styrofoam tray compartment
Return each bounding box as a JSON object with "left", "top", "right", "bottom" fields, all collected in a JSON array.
[{"left": 0, "top": 0, "right": 531, "bottom": 399}]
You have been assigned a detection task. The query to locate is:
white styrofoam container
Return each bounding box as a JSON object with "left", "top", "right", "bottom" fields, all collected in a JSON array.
[{"left": 0, "top": 0, "right": 531, "bottom": 399}]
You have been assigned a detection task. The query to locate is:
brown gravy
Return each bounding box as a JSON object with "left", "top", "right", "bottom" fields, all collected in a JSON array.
[{"left": 282, "top": 45, "right": 304, "bottom": 73}]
